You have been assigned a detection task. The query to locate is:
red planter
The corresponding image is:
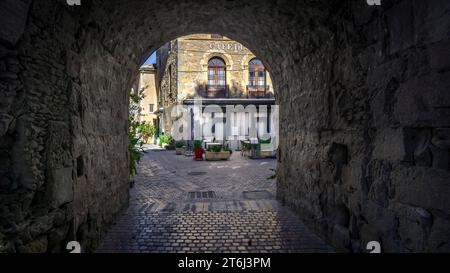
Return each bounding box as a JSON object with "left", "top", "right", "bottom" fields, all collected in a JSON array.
[{"left": 194, "top": 148, "right": 204, "bottom": 160}]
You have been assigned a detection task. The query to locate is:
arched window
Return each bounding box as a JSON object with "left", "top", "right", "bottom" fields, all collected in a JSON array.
[
  {"left": 249, "top": 59, "right": 265, "bottom": 87},
  {"left": 207, "top": 57, "right": 227, "bottom": 97},
  {"left": 248, "top": 59, "right": 266, "bottom": 98}
]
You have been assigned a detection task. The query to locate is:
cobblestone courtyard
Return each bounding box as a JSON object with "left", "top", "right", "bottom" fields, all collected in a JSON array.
[{"left": 97, "top": 146, "right": 333, "bottom": 253}]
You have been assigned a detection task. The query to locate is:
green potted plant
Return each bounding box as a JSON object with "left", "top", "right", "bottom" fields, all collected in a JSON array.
[
  {"left": 205, "top": 144, "right": 232, "bottom": 161},
  {"left": 137, "top": 121, "right": 156, "bottom": 144},
  {"left": 165, "top": 137, "right": 175, "bottom": 150},
  {"left": 159, "top": 134, "right": 175, "bottom": 150},
  {"left": 158, "top": 133, "right": 166, "bottom": 147},
  {"left": 193, "top": 140, "right": 204, "bottom": 160},
  {"left": 175, "top": 140, "right": 186, "bottom": 155}
]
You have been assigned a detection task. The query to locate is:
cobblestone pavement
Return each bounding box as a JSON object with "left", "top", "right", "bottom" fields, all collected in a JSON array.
[{"left": 97, "top": 146, "right": 333, "bottom": 253}]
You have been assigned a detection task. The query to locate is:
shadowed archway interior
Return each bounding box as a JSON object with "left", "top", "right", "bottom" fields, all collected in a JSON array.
[{"left": 0, "top": 0, "right": 449, "bottom": 252}]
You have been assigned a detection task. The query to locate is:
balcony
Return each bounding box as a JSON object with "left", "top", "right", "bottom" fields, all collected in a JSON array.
[
  {"left": 194, "top": 85, "right": 273, "bottom": 99},
  {"left": 246, "top": 85, "right": 272, "bottom": 98},
  {"left": 205, "top": 85, "right": 229, "bottom": 98}
]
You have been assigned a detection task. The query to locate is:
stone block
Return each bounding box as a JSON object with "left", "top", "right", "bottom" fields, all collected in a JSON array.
[
  {"left": 394, "top": 203, "right": 433, "bottom": 252},
  {"left": 426, "top": 217, "right": 450, "bottom": 252},
  {"left": 333, "top": 203, "right": 350, "bottom": 228},
  {"left": 361, "top": 200, "right": 397, "bottom": 235},
  {"left": 17, "top": 236, "right": 48, "bottom": 253},
  {"left": 428, "top": 40, "right": 450, "bottom": 72},
  {"left": 0, "top": 113, "right": 13, "bottom": 137},
  {"left": 331, "top": 224, "right": 351, "bottom": 252},
  {"left": 429, "top": 145, "right": 449, "bottom": 171},
  {"left": 432, "top": 128, "right": 450, "bottom": 149},
  {"left": 386, "top": 0, "right": 415, "bottom": 54},
  {"left": 0, "top": 0, "right": 31, "bottom": 46},
  {"left": 372, "top": 128, "right": 406, "bottom": 161},
  {"left": 48, "top": 167, "right": 74, "bottom": 209},
  {"left": 394, "top": 72, "right": 450, "bottom": 127},
  {"left": 391, "top": 165, "right": 450, "bottom": 213}
]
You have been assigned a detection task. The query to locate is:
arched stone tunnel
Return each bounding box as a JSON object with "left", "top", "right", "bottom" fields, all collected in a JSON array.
[{"left": 0, "top": 0, "right": 449, "bottom": 253}]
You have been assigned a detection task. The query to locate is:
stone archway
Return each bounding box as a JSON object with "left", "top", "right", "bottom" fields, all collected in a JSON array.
[{"left": 0, "top": 0, "right": 449, "bottom": 252}]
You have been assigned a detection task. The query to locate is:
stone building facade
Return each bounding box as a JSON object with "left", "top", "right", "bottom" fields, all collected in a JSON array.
[
  {"left": 136, "top": 65, "right": 158, "bottom": 127},
  {"left": 156, "top": 41, "right": 178, "bottom": 135},
  {"left": 156, "top": 34, "right": 276, "bottom": 148}
]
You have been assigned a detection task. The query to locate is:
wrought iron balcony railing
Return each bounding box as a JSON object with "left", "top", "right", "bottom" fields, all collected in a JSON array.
[
  {"left": 246, "top": 85, "right": 272, "bottom": 98},
  {"left": 205, "top": 85, "right": 229, "bottom": 98},
  {"left": 193, "top": 85, "right": 273, "bottom": 99}
]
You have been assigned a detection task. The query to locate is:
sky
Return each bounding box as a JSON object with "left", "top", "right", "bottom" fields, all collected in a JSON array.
[{"left": 143, "top": 52, "right": 156, "bottom": 65}]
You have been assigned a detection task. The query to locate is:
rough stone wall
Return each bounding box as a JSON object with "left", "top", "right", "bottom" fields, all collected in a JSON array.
[
  {"left": 158, "top": 41, "right": 178, "bottom": 134},
  {"left": 0, "top": 0, "right": 448, "bottom": 252},
  {"left": 156, "top": 43, "right": 170, "bottom": 94},
  {"left": 0, "top": 0, "right": 78, "bottom": 252},
  {"left": 70, "top": 7, "right": 131, "bottom": 251},
  {"left": 276, "top": 0, "right": 450, "bottom": 252},
  {"left": 0, "top": 1, "right": 131, "bottom": 252}
]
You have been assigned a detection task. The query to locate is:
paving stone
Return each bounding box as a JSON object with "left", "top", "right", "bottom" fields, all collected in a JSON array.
[{"left": 97, "top": 148, "right": 333, "bottom": 253}]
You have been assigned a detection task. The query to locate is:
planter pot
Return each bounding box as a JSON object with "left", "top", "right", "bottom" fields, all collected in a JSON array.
[
  {"left": 175, "top": 147, "right": 185, "bottom": 155},
  {"left": 205, "top": 150, "right": 231, "bottom": 161},
  {"left": 194, "top": 148, "right": 204, "bottom": 160}
]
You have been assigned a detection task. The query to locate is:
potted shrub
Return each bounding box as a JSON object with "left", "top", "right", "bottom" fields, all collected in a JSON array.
[
  {"left": 158, "top": 133, "right": 167, "bottom": 147},
  {"left": 193, "top": 140, "right": 204, "bottom": 160},
  {"left": 205, "top": 144, "right": 232, "bottom": 161},
  {"left": 165, "top": 138, "right": 175, "bottom": 150},
  {"left": 159, "top": 134, "right": 175, "bottom": 150},
  {"left": 137, "top": 121, "right": 156, "bottom": 144},
  {"left": 175, "top": 140, "right": 186, "bottom": 155}
]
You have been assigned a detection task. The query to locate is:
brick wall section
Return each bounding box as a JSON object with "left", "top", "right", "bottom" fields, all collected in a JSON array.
[{"left": 0, "top": 0, "right": 449, "bottom": 252}]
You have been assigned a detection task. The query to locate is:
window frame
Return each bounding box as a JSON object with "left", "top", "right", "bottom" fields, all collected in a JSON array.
[
  {"left": 208, "top": 57, "right": 226, "bottom": 88},
  {"left": 248, "top": 58, "right": 267, "bottom": 97}
]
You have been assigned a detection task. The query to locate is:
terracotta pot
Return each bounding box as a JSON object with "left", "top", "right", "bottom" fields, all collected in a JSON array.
[{"left": 194, "top": 148, "right": 204, "bottom": 160}]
